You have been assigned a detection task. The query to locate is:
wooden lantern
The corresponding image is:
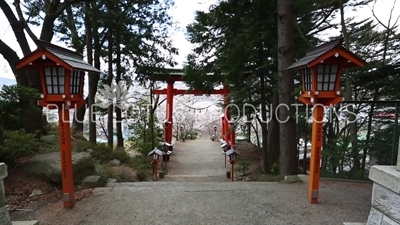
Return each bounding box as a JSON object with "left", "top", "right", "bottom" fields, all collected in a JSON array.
[
  {"left": 15, "top": 39, "right": 100, "bottom": 109},
  {"left": 286, "top": 38, "right": 366, "bottom": 204},
  {"left": 15, "top": 39, "right": 99, "bottom": 209},
  {"left": 287, "top": 38, "right": 366, "bottom": 106}
]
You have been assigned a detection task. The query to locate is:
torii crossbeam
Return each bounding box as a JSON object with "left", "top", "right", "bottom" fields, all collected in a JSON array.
[{"left": 146, "top": 68, "right": 235, "bottom": 148}]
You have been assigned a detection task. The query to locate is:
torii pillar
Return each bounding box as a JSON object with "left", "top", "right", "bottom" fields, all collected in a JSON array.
[{"left": 166, "top": 81, "right": 174, "bottom": 143}]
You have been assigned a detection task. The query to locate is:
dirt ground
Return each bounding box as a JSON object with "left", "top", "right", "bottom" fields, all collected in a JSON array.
[
  {"left": 234, "top": 140, "right": 263, "bottom": 180},
  {"left": 4, "top": 157, "right": 93, "bottom": 222},
  {"left": 6, "top": 139, "right": 261, "bottom": 219}
]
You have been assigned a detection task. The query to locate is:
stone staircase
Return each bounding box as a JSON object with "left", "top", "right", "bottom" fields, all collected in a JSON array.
[{"left": 0, "top": 163, "right": 39, "bottom": 225}]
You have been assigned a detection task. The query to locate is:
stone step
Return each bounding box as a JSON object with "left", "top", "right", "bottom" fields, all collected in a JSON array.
[
  {"left": 343, "top": 223, "right": 366, "bottom": 225},
  {"left": 12, "top": 221, "right": 39, "bottom": 225}
]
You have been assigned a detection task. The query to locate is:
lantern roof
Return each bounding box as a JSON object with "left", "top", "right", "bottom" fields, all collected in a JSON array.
[
  {"left": 15, "top": 39, "right": 100, "bottom": 73},
  {"left": 286, "top": 38, "right": 366, "bottom": 71},
  {"left": 148, "top": 148, "right": 163, "bottom": 156},
  {"left": 226, "top": 149, "right": 240, "bottom": 156}
]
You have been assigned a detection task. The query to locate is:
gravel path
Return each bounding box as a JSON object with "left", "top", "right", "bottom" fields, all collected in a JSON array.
[
  {"left": 23, "top": 181, "right": 372, "bottom": 225},
  {"left": 10, "top": 136, "right": 373, "bottom": 224},
  {"left": 162, "top": 134, "right": 229, "bottom": 182}
]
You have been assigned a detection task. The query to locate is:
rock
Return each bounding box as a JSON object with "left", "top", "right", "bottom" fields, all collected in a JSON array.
[
  {"left": 87, "top": 149, "right": 93, "bottom": 154},
  {"left": 23, "top": 152, "right": 96, "bottom": 184},
  {"left": 283, "top": 175, "right": 303, "bottom": 183},
  {"left": 12, "top": 221, "right": 40, "bottom": 225},
  {"left": 107, "top": 178, "right": 117, "bottom": 183},
  {"left": 40, "top": 135, "right": 56, "bottom": 143},
  {"left": 343, "top": 223, "right": 366, "bottom": 225},
  {"left": 109, "top": 159, "right": 121, "bottom": 167},
  {"left": 29, "top": 189, "right": 43, "bottom": 197},
  {"left": 82, "top": 175, "right": 107, "bottom": 188},
  {"left": 95, "top": 163, "right": 109, "bottom": 180},
  {"left": 243, "top": 177, "right": 251, "bottom": 182},
  {"left": 0, "top": 205, "right": 11, "bottom": 225}
]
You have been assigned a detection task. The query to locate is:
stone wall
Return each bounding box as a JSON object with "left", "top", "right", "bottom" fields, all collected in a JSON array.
[
  {"left": 0, "top": 163, "right": 12, "bottom": 225},
  {"left": 367, "top": 166, "right": 400, "bottom": 225}
]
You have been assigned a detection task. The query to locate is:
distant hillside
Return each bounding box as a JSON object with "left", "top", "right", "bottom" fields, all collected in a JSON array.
[{"left": 0, "top": 77, "right": 16, "bottom": 87}]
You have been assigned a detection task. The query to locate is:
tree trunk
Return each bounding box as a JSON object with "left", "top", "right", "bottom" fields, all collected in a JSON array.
[
  {"left": 89, "top": 2, "right": 101, "bottom": 143},
  {"left": 150, "top": 84, "right": 155, "bottom": 148},
  {"left": 72, "top": 99, "right": 87, "bottom": 136},
  {"left": 251, "top": 122, "right": 260, "bottom": 147},
  {"left": 247, "top": 118, "right": 251, "bottom": 142},
  {"left": 259, "top": 69, "right": 268, "bottom": 174},
  {"left": 115, "top": 33, "right": 123, "bottom": 149},
  {"left": 277, "top": 0, "right": 297, "bottom": 177},
  {"left": 106, "top": 0, "right": 113, "bottom": 148},
  {"left": 267, "top": 90, "right": 280, "bottom": 169},
  {"left": 339, "top": 0, "right": 360, "bottom": 174}
]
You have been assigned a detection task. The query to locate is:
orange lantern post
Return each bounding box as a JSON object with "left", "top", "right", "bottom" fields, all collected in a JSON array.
[
  {"left": 15, "top": 40, "right": 100, "bottom": 208},
  {"left": 226, "top": 149, "right": 240, "bottom": 182},
  {"left": 286, "top": 38, "right": 366, "bottom": 204},
  {"left": 148, "top": 148, "right": 163, "bottom": 179}
]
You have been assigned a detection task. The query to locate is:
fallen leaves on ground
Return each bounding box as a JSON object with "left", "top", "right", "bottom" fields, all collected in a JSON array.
[{"left": 4, "top": 158, "right": 93, "bottom": 212}]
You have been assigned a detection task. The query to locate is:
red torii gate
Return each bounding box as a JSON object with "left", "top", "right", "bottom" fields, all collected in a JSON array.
[{"left": 148, "top": 68, "right": 235, "bottom": 148}]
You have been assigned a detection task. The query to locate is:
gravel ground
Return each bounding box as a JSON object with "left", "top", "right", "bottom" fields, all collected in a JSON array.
[
  {"left": 10, "top": 135, "right": 373, "bottom": 224},
  {"left": 15, "top": 180, "right": 372, "bottom": 225}
]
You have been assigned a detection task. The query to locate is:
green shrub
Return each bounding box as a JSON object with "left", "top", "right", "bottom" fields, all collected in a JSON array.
[
  {"left": 235, "top": 157, "right": 251, "bottom": 176},
  {"left": 0, "top": 130, "right": 39, "bottom": 165},
  {"left": 102, "top": 164, "right": 119, "bottom": 179},
  {"left": 111, "top": 150, "right": 131, "bottom": 163},
  {"left": 46, "top": 123, "right": 59, "bottom": 135},
  {"left": 112, "top": 166, "right": 138, "bottom": 182},
  {"left": 136, "top": 170, "right": 147, "bottom": 181},
  {"left": 125, "top": 156, "right": 151, "bottom": 170},
  {"left": 73, "top": 140, "right": 113, "bottom": 162},
  {"left": 270, "top": 162, "right": 279, "bottom": 176}
]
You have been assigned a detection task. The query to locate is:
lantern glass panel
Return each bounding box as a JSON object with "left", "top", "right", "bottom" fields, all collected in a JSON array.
[
  {"left": 316, "top": 64, "right": 338, "bottom": 91},
  {"left": 44, "top": 67, "right": 65, "bottom": 94},
  {"left": 302, "top": 68, "right": 312, "bottom": 91},
  {"left": 70, "top": 70, "right": 82, "bottom": 94},
  {"left": 153, "top": 154, "right": 158, "bottom": 160}
]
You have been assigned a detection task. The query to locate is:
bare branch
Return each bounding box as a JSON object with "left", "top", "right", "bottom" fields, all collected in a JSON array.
[
  {"left": 370, "top": 0, "right": 398, "bottom": 36},
  {"left": 13, "top": 0, "right": 38, "bottom": 41},
  {"left": 0, "top": 0, "right": 31, "bottom": 55},
  {"left": 54, "top": 0, "right": 90, "bottom": 18}
]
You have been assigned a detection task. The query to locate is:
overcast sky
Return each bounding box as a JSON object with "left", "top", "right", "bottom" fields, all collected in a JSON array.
[{"left": 0, "top": 0, "right": 398, "bottom": 80}]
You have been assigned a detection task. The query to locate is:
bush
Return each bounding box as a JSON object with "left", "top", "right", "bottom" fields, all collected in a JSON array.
[
  {"left": 235, "top": 157, "right": 251, "bottom": 176},
  {"left": 125, "top": 156, "right": 151, "bottom": 170},
  {"left": 102, "top": 164, "right": 119, "bottom": 179},
  {"left": 136, "top": 170, "right": 147, "bottom": 181},
  {"left": 270, "top": 162, "right": 280, "bottom": 176},
  {"left": 111, "top": 150, "right": 131, "bottom": 163},
  {"left": 73, "top": 140, "right": 113, "bottom": 162},
  {"left": 0, "top": 130, "right": 39, "bottom": 165},
  {"left": 112, "top": 166, "right": 138, "bottom": 182}
]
